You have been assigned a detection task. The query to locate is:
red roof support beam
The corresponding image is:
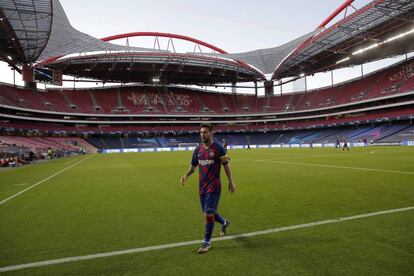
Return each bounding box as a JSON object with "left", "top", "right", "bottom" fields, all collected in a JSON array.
[
  {"left": 101, "top": 32, "right": 229, "bottom": 54},
  {"left": 318, "top": 0, "right": 355, "bottom": 28}
]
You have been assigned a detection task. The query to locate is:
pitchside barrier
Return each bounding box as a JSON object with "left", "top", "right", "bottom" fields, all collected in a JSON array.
[{"left": 101, "top": 141, "right": 414, "bottom": 153}]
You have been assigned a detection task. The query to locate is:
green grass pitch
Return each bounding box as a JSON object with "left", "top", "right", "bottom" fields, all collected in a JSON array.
[{"left": 1, "top": 146, "right": 413, "bottom": 275}]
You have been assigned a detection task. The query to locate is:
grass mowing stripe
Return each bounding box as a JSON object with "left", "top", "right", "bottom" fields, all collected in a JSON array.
[
  {"left": 0, "top": 154, "right": 95, "bottom": 206},
  {"left": 256, "top": 159, "right": 414, "bottom": 175},
  {"left": 1, "top": 205, "right": 413, "bottom": 273}
]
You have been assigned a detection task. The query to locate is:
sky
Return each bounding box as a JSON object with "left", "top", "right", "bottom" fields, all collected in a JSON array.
[
  {"left": 58, "top": 0, "right": 360, "bottom": 52},
  {"left": 1, "top": 0, "right": 410, "bottom": 93}
]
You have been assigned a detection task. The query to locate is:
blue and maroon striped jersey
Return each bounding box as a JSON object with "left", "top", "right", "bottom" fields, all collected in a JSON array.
[{"left": 191, "top": 141, "right": 227, "bottom": 194}]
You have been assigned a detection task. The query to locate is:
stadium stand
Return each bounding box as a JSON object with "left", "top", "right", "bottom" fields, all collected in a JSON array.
[
  {"left": 76, "top": 122, "right": 412, "bottom": 150},
  {"left": 1, "top": 58, "right": 413, "bottom": 116},
  {"left": 0, "top": 136, "right": 96, "bottom": 153}
]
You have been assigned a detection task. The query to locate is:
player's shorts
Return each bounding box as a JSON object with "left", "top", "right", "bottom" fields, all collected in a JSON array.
[{"left": 200, "top": 191, "right": 221, "bottom": 214}]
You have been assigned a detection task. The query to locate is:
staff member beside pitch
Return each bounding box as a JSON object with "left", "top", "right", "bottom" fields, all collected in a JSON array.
[{"left": 180, "top": 124, "right": 236, "bottom": 254}]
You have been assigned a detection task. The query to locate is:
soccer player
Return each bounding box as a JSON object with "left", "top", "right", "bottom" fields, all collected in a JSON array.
[
  {"left": 335, "top": 137, "right": 340, "bottom": 149},
  {"left": 180, "top": 124, "right": 236, "bottom": 254},
  {"left": 342, "top": 137, "right": 350, "bottom": 151},
  {"left": 246, "top": 135, "right": 251, "bottom": 150}
]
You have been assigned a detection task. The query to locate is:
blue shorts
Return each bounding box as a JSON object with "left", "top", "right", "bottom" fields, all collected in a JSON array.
[{"left": 200, "top": 191, "right": 221, "bottom": 214}]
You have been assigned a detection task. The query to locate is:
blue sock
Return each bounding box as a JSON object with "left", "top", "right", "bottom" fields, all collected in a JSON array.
[
  {"left": 214, "top": 212, "right": 226, "bottom": 225},
  {"left": 204, "top": 214, "right": 215, "bottom": 243}
]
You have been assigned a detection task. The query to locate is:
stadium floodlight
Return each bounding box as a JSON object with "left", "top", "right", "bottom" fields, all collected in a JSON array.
[
  {"left": 352, "top": 28, "right": 414, "bottom": 56},
  {"left": 299, "top": 73, "right": 305, "bottom": 77},
  {"left": 336, "top": 57, "right": 350, "bottom": 64},
  {"left": 6, "top": 55, "right": 12, "bottom": 61},
  {"left": 352, "top": 43, "right": 379, "bottom": 55},
  {"left": 152, "top": 77, "right": 160, "bottom": 83},
  {"left": 384, "top": 28, "right": 414, "bottom": 43}
]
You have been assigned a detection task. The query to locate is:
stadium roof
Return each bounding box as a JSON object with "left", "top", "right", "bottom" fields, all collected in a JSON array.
[
  {"left": 1, "top": 0, "right": 414, "bottom": 84},
  {"left": 0, "top": 0, "right": 52, "bottom": 63},
  {"left": 272, "top": 0, "right": 414, "bottom": 79},
  {"left": 43, "top": 51, "right": 265, "bottom": 84}
]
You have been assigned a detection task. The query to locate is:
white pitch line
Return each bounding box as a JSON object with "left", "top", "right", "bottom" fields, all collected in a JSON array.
[
  {"left": 1, "top": 205, "right": 413, "bottom": 273},
  {"left": 256, "top": 159, "right": 414, "bottom": 175},
  {"left": 0, "top": 154, "right": 95, "bottom": 206},
  {"left": 13, "top": 183, "right": 28, "bottom": 186}
]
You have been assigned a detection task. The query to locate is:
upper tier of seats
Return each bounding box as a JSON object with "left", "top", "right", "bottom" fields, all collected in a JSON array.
[{"left": 1, "top": 58, "right": 413, "bottom": 115}]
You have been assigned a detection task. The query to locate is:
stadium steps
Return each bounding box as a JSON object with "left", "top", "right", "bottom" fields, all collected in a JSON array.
[
  {"left": 34, "top": 90, "right": 55, "bottom": 111},
  {"left": 366, "top": 71, "right": 388, "bottom": 97},
  {"left": 154, "top": 137, "right": 163, "bottom": 147},
  {"left": 292, "top": 131, "right": 319, "bottom": 144},
  {"left": 218, "top": 93, "right": 229, "bottom": 112},
  {"left": 99, "top": 138, "right": 110, "bottom": 149},
  {"left": 288, "top": 92, "right": 307, "bottom": 110},
  {"left": 265, "top": 94, "right": 271, "bottom": 111},
  {"left": 120, "top": 138, "right": 125, "bottom": 149},
  {"left": 348, "top": 127, "right": 377, "bottom": 140},
  {"left": 378, "top": 125, "right": 414, "bottom": 142},
  {"left": 232, "top": 94, "right": 240, "bottom": 113},
  {"left": 330, "top": 84, "right": 345, "bottom": 104},
  {"left": 272, "top": 134, "right": 284, "bottom": 144},
  {"left": 285, "top": 93, "right": 297, "bottom": 109},
  {"left": 59, "top": 90, "right": 75, "bottom": 109},
  {"left": 322, "top": 127, "right": 375, "bottom": 142},
  {"left": 116, "top": 88, "right": 124, "bottom": 109},
  {"left": 293, "top": 92, "right": 308, "bottom": 110},
  {"left": 375, "top": 124, "right": 412, "bottom": 142},
  {"left": 220, "top": 93, "right": 237, "bottom": 113},
  {"left": 157, "top": 87, "right": 169, "bottom": 112},
  {"left": 143, "top": 89, "right": 152, "bottom": 111},
  {"left": 317, "top": 129, "right": 344, "bottom": 142},
  {"left": 169, "top": 92, "right": 181, "bottom": 112},
  {"left": 68, "top": 137, "right": 97, "bottom": 153},
  {"left": 195, "top": 94, "right": 206, "bottom": 112},
  {"left": 88, "top": 91, "right": 100, "bottom": 112}
]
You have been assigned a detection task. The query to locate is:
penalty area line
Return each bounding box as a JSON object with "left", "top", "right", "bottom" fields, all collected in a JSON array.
[
  {"left": 1, "top": 205, "right": 414, "bottom": 272},
  {"left": 0, "top": 154, "right": 95, "bottom": 206}
]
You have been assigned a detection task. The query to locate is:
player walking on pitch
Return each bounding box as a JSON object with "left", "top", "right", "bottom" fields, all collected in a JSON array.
[{"left": 181, "top": 124, "right": 236, "bottom": 254}]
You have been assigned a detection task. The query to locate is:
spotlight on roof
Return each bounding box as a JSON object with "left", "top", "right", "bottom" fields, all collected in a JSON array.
[
  {"left": 384, "top": 28, "right": 414, "bottom": 43},
  {"left": 299, "top": 73, "right": 305, "bottom": 77},
  {"left": 352, "top": 43, "right": 379, "bottom": 55},
  {"left": 336, "top": 57, "right": 350, "bottom": 64},
  {"left": 152, "top": 77, "right": 160, "bottom": 83},
  {"left": 6, "top": 55, "right": 12, "bottom": 61}
]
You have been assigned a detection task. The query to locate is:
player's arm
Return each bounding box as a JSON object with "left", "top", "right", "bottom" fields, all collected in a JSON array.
[
  {"left": 221, "top": 156, "right": 236, "bottom": 193},
  {"left": 181, "top": 147, "right": 198, "bottom": 185},
  {"left": 180, "top": 165, "right": 196, "bottom": 185}
]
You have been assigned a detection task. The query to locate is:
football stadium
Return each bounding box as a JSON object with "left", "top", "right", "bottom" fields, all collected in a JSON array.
[{"left": 0, "top": 0, "right": 414, "bottom": 274}]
